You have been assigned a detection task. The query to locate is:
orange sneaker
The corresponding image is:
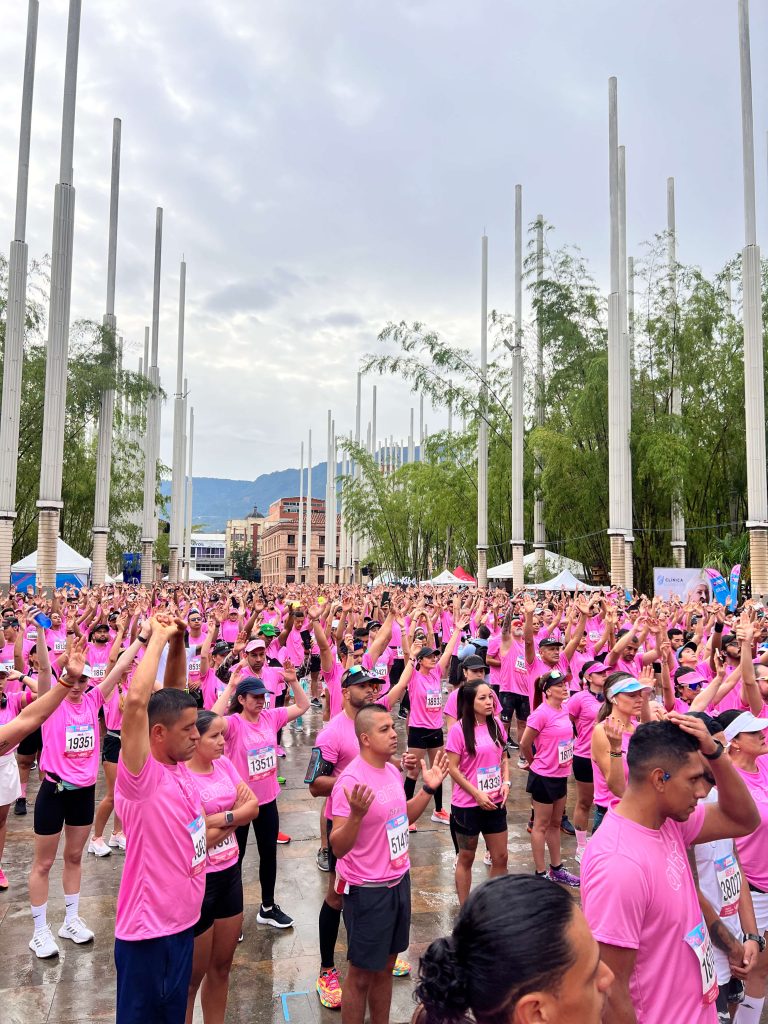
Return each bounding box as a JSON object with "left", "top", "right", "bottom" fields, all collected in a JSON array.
[
  {"left": 317, "top": 967, "right": 342, "bottom": 1009},
  {"left": 430, "top": 809, "right": 450, "bottom": 825}
]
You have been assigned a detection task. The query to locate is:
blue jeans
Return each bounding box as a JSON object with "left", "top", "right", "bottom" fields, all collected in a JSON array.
[{"left": 115, "top": 927, "right": 194, "bottom": 1024}]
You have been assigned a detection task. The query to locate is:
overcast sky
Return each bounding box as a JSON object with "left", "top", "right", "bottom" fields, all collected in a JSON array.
[{"left": 1, "top": 0, "right": 766, "bottom": 479}]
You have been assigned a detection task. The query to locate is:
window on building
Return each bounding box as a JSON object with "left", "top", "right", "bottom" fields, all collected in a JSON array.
[
  {"left": 287, "top": 556, "right": 295, "bottom": 569},
  {"left": 287, "top": 534, "right": 295, "bottom": 546},
  {"left": 286, "top": 575, "right": 295, "bottom": 583},
  {"left": 320, "top": 535, "right": 325, "bottom": 546},
  {"left": 317, "top": 556, "right": 323, "bottom": 569}
]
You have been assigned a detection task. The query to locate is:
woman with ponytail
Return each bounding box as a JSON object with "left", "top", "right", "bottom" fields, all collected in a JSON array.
[{"left": 413, "top": 874, "right": 613, "bottom": 1024}]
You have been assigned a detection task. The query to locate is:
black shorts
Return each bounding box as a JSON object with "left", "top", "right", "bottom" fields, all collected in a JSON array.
[
  {"left": 407, "top": 726, "right": 443, "bottom": 749},
  {"left": 451, "top": 803, "right": 507, "bottom": 837},
  {"left": 17, "top": 726, "right": 43, "bottom": 756},
  {"left": 499, "top": 692, "right": 530, "bottom": 724},
  {"left": 309, "top": 654, "right": 321, "bottom": 674},
  {"left": 102, "top": 732, "right": 121, "bottom": 764},
  {"left": 34, "top": 778, "right": 96, "bottom": 834},
  {"left": 572, "top": 755, "right": 594, "bottom": 784},
  {"left": 326, "top": 818, "right": 337, "bottom": 874},
  {"left": 194, "top": 861, "right": 243, "bottom": 936},
  {"left": 526, "top": 771, "right": 568, "bottom": 805},
  {"left": 343, "top": 873, "right": 411, "bottom": 971},
  {"left": 389, "top": 656, "right": 405, "bottom": 686}
]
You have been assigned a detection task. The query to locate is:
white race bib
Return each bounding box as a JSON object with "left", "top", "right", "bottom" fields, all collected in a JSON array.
[
  {"left": 0, "top": 661, "right": 14, "bottom": 674},
  {"left": 373, "top": 662, "right": 388, "bottom": 678},
  {"left": 715, "top": 854, "right": 741, "bottom": 917},
  {"left": 557, "top": 739, "right": 574, "bottom": 766},
  {"left": 684, "top": 920, "right": 718, "bottom": 1005},
  {"left": 477, "top": 764, "right": 501, "bottom": 794},
  {"left": 187, "top": 657, "right": 201, "bottom": 676},
  {"left": 425, "top": 689, "right": 442, "bottom": 711},
  {"left": 65, "top": 723, "right": 95, "bottom": 757},
  {"left": 90, "top": 664, "right": 107, "bottom": 680},
  {"left": 187, "top": 814, "right": 207, "bottom": 875},
  {"left": 514, "top": 655, "right": 526, "bottom": 672},
  {"left": 209, "top": 832, "right": 237, "bottom": 866},
  {"left": 588, "top": 631, "right": 601, "bottom": 643},
  {"left": 247, "top": 745, "right": 276, "bottom": 780},
  {"left": 396, "top": 646, "right": 404, "bottom": 659},
  {"left": 386, "top": 812, "right": 409, "bottom": 869},
  {"left": 53, "top": 640, "right": 67, "bottom": 653}
]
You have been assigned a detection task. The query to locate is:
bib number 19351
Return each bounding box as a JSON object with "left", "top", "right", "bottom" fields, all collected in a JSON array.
[{"left": 64, "top": 724, "right": 95, "bottom": 757}]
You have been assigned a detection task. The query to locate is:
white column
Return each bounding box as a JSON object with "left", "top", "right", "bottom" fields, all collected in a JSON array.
[
  {"left": 168, "top": 258, "right": 186, "bottom": 583},
  {"left": 619, "top": 145, "right": 633, "bottom": 589},
  {"left": 408, "top": 408, "right": 415, "bottom": 465},
  {"left": 141, "top": 207, "right": 163, "bottom": 583},
  {"left": 667, "top": 178, "right": 686, "bottom": 568},
  {"left": 184, "top": 407, "right": 194, "bottom": 582},
  {"left": 607, "top": 77, "right": 625, "bottom": 587},
  {"left": 372, "top": 386, "right": 377, "bottom": 464},
  {"left": 306, "top": 429, "right": 313, "bottom": 585},
  {"left": 0, "top": 0, "right": 39, "bottom": 589},
  {"left": 36, "top": 0, "right": 81, "bottom": 592},
  {"left": 533, "top": 215, "right": 546, "bottom": 578},
  {"left": 353, "top": 373, "right": 361, "bottom": 582},
  {"left": 330, "top": 420, "right": 337, "bottom": 581},
  {"left": 477, "top": 234, "right": 489, "bottom": 588},
  {"left": 511, "top": 184, "right": 525, "bottom": 591},
  {"left": 419, "top": 394, "right": 424, "bottom": 462},
  {"left": 297, "top": 441, "right": 304, "bottom": 581},
  {"left": 325, "top": 410, "right": 332, "bottom": 575}
]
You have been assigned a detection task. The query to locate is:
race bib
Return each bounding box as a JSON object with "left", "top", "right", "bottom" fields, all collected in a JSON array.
[
  {"left": 684, "top": 920, "right": 718, "bottom": 1005},
  {"left": 557, "top": 739, "right": 574, "bottom": 766},
  {"left": 425, "top": 689, "right": 442, "bottom": 711},
  {"left": 386, "top": 812, "right": 409, "bottom": 870},
  {"left": 26, "top": 630, "right": 37, "bottom": 642},
  {"left": 263, "top": 692, "right": 272, "bottom": 710},
  {"left": 373, "top": 663, "right": 387, "bottom": 678},
  {"left": 187, "top": 814, "right": 207, "bottom": 876},
  {"left": 514, "top": 655, "right": 526, "bottom": 672},
  {"left": 65, "top": 723, "right": 95, "bottom": 757},
  {"left": 715, "top": 853, "right": 741, "bottom": 917},
  {"left": 208, "top": 832, "right": 237, "bottom": 866},
  {"left": 0, "top": 661, "right": 14, "bottom": 674},
  {"left": 90, "top": 665, "right": 107, "bottom": 680},
  {"left": 588, "top": 631, "right": 601, "bottom": 643},
  {"left": 477, "top": 764, "right": 501, "bottom": 794},
  {"left": 53, "top": 640, "right": 67, "bottom": 653},
  {"left": 187, "top": 657, "right": 201, "bottom": 676},
  {"left": 396, "top": 646, "right": 404, "bottom": 659},
  {"left": 247, "top": 745, "right": 276, "bottom": 780}
]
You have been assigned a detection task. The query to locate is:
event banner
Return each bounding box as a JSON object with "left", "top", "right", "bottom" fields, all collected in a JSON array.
[{"left": 653, "top": 568, "right": 712, "bottom": 603}]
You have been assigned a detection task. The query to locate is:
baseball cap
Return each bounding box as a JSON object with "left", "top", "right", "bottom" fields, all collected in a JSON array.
[
  {"left": 583, "top": 662, "right": 609, "bottom": 678},
  {"left": 539, "top": 637, "right": 563, "bottom": 649},
  {"left": 235, "top": 676, "right": 268, "bottom": 698},
  {"left": 258, "top": 623, "right": 279, "bottom": 638},
  {"left": 211, "top": 640, "right": 229, "bottom": 656},
  {"left": 341, "top": 666, "right": 378, "bottom": 688},
  {"left": 721, "top": 634, "right": 739, "bottom": 649},
  {"left": 245, "top": 638, "right": 266, "bottom": 653},
  {"left": 461, "top": 655, "right": 486, "bottom": 671},
  {"left": 415, "top": 646, "right": 439, "bottom": 660},
  {"left": 605, "top": 675, "right": 652, "bottom": 700},
  {"left": 723, "top": 711, "right": 768, "bottom": 743},
  {"left": 676, "top": 641, "right": 698, "bottom": 661}
]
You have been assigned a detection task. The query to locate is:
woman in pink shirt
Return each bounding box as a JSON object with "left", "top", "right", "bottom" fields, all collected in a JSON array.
[
  {"left": 568, "top": 661, "right": 610, "bottom": 862},
  {"left": 445, "top": 680, "right": 509, "bottom": 904},
  {"left": 185, "top": 710, "right": 259, "bottom": 1024},
  {"left": 519, "top": 670, "right": 579, "bottom": 887},
  {"left": 0, "top": 667, "right": 35, "bottom": 888}
]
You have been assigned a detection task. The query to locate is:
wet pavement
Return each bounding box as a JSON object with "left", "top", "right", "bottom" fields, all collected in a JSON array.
[{"left": 0, "top": 709, "right": 597, "bottom": 1023}]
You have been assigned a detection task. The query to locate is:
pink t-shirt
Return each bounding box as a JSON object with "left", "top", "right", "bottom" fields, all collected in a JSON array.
[
  {"left": 444, "top": 686, "right": 501, "bottom": 723},
  {"left": 331, "top": 755, "right": 409, "bottom": 886},
  {"left": 202, "top": 669, "right": 228, "bottom": 710},
  {"left": 114, "top": 754, "right": 206, "bottom": 940},
  {"left": 186, "top": 755, "right": 242, "bottom": 873},
  {"left": 0, "top": 690, "right": 32, "bottom": 753},
  {"left": 525, "top": 702, "right": 574, "bottom": 778},
  {"left": 567, "top": 689, "right": 603, "bottom": 759},
  {"left": 592, "top": 729, "right": 630, "bottom": 808},
  {"left": 315, "top": 711, "right": 359, "bottom": 777},
  {"left": 408, "top": 667, "right": 443, "bottom": 729},
  {"left": 582, "top": 804, "right": 715, "bottom": 1023},
  {"left": 224, "top": 708, "right": 288, "bottom": 805},
  {"left": 500, "top": 640, "right": 529, "bottom": 696},
  {"left": 102, "top": 669, "right": 135, "bottom": 732},
  {"left": 220, "top": 619, "right": 240, "bottom": 643},
  {"left": 86, "top": 641, "right": 111, "bottom": 681},
  {"left": 363, "top": 648, "right": 394, "bottom": 694},
  {"left": 445, "top": 720, "right": 506, "bottom": 808},
  {"left": 40, "top": 686, "right": 105, "bottom": 786},
  {"left": 733, "top": 762, "right": 768, "bottom": 892},
  {"left": 486, "top": 634, "right": 502, "bottom": 689},
  {"left": 322, "top": 662, "right": 344, "bottom": 719},
  {"left": 527, "top": 653, "right": 572, "bottom": 701}
]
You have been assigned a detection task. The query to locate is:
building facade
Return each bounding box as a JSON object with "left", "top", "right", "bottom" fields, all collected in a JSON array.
[
  {"left": 225, "top": 507, "right": 265, "bottom": 577},
  {"left": 260, "top": 497, "right": 340, "bottom": 587},
  {"left": 189, "top": 533, "right": 226, "bottom": 578}
]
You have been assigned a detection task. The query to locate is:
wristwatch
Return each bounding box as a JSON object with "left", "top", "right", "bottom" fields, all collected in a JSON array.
[
  {"left": 224, "top": 811, "right": 235, "bottom": 825},
  {"left": 744, "top": 933, "right": 766, "bottom": 953},
  {"left": 422, "top": 783, "right": 437, "bottom": 796},
  {"left": 703, "top": 740, "right": 725, "bottom": 761}
]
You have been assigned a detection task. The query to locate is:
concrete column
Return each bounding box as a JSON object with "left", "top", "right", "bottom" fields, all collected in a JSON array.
[
  {"left": 330, "top": 421, "right": 337, "bottom": 581},
  {"left": 297, "top": 441, "right": 304, "bottom": 581},
  {"left": 372, "top": 387, "right": 377, "bottom": 463},
  {"left": 477, "top": 234, "right": 489, "bottom": 588},
  {"left": 325, "top": 410, "right": 332, "bottom": 576},
  {"left": 140, "top": 207, "right": 162, "bottom": 584},
  {"left": 352, "top": 373, "right": 361, "bottom": 582},
  {"left": 533, "top": 215, "right": 546, "bottom": 579},
  {"left": 92, "top": 117, "right": 122, "bottom": 584},
  {"left": 169, "top": 258, "right": 186, "bottom": 583},
  {"left": 306, "top": 429, "right": 313, "bottom": 585},
  {"left": 36, "top": 0, "right": 81, "bottom": 592},
  {"left": 184, "top": 407, "right": 194, "bottom": 582},
  {"left": 408, "top": 408, "right": 415, "bottom": 465},
  {"left": 619, "top": 146, "right": 633, "bottom": 586},
  {"left": 419, "top": 394, "right": 424, "bottom": 462},
  {"left": 511, "top": 184, "right": 525, "bottom": 591},
  {"left": 667, "top": 178, "right": 686, "bottom": 569},
  {"left": 0, "top": 0, "right": 39, "bottom": 590},
  {"left": 607, "top": 77, "right": 625, "bottom": 588}
]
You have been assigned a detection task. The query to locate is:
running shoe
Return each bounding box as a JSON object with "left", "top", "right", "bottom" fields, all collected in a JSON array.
[
  {"left": 430, "top": 809, "right": 450, "bottom": 825},
  {"left": 560, "top": 815, "right": 576, "bottom": 836},
  {"left": 0, "top": 867, "right": 8, "bottom": 889},
  {"left": 392, "top": 956, "right": 411, "bottom": 977},
  {"left": 316, "top": 847, "right": 330, "bottom": 872},
  {"left": 277, "top": 776, "right": 287, "bottom": 785},
  {"left": 14, "top": 796, "right": 27, "bottom": 816},
  {"left": 316, "top": 967, "right": 342, "bottom": 1009},
  {"left": 276, "top": 745, "right": 287, "bottom": 758},
  {"left": 257, "top": 904, "right": 294, "bottom": 929},
  {"left": 517, "top": 757, "right": 529, "bottom": 770},
  {"left": 483, "top": 849, "right": 492, "bottom": 866},
  {"left": 277, "top": 832, "right": 291, "bottom": 844},
  {"left": 548, "top": 866, "right": 580, "bottom": 888},
  {"left": 29, "top": 927, "right": 60, "bottom": 958},
  {"left": 88, "top": 837, "right": 111, "bottom": 858},
  {"left": 398, "top": 707, "right": 408, "bottom": 720},
  {"left": 109, "top": 832, "right": 127, "bottom": 850},
  {"left": 310, "top": 697, "right": 324, "bottom": 710},
  {"left": 58, "top": 916, "right": 95, "bottom": 944},
  {"left": 575, "top": 845, "right": 587, "bottom": 865},
  {"left": 408, "top": 823, "right": 417, "bottom": 833},
  {"left": 506, "top": 737, "right": 519, "bottom": 750}
]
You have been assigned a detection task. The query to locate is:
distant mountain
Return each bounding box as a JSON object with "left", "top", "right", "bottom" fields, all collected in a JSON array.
[{"left": 160, "top": 463, "right": 330, "bottom": 532}]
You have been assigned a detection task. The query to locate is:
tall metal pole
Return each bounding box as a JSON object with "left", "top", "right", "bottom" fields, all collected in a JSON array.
[
  {"left": 372, "top": 387, "right": 377, "bottom": 466},
  {"left": 330, "top": 419, "right": 337, "bottom": 581},
  {"left": 628, "top": 256, "right": 635, "bottom": 379},
  {"left": 184, "top": 407, "right": 194, "bottom": 582},
  {"left": 306, "top": 429, "right": 313, "bottom": 585},
  {"left": 607, "top": 77, "right": 625, "bottom": 587},
  {"left": 141, "top": 208, "right": 162, "bottom": 583},
  {"left": 477, "top": 234, "right": 489, "bottom": 588},
  {"left": 619, "top": 145, "right": 634, "bottom": 589},
  {"left": 738, "top": 0, "right": 768, "bottom": 595},
  {"left": 91, "top": 118, "right": 122, "bottom": 584},
  {"left": 297, "top": 441, "right": 304, "bottom": 581},
  {"left": 511, "top": 184, "right": 525, "bottom": 591},
  {"left": 667, "top": 178, "right": 686, "bottom": 568},
  {"left": 169, "top": 258, "right": 186, "bottom": 583},
  {"left": 179, "top": 378, "right": 187, "bottom": 577},
  {"left": 36, "top": 0, "right": 82, "bottom": 591},
  {"left": 353, "top": 372, "right": 361, "bottom": 583},
  {"left": 325, "top": 410, "right": 332, "bottom": 576},
  {"left": 0, "top": 0, "right": 39, "bottom": 589},
  {"left": 533, "top": 215, "right": 546, "bottom": 579}
]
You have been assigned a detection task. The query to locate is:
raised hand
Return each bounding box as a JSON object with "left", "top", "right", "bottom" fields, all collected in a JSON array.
[
  {"left": 421, "top": 751, "right": 449, "bottom": 789},
  {"left": 344, "top": 783, "right": 375, "bottom": 819}
]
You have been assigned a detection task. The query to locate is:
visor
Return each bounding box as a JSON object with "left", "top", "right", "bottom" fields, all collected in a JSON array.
[
  {"left": 723, "top": 711, "right": 768, "bottom": 743},
  {"left": 605, "top": 676, "right": 651, "bottom": 701}
]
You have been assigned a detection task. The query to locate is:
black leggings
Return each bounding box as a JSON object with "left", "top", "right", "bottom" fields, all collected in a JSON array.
[{"left": 235, "top": 798, "right": 279, "bottom": 907}]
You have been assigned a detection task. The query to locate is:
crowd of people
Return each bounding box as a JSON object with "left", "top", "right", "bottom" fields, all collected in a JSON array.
[{"left": 2, "top": 578, "right": 768, "bottom": 1023}]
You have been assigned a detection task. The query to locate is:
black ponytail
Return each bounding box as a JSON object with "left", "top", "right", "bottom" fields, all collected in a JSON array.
[{"left": 413, "top": 935, "right": 470, "bottom": 1024}]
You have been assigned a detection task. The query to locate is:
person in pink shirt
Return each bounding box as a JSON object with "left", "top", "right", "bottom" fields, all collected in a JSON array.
[
  {"left": 581, "top": 715, "right": 759, "bottom": 1024},
  {"left": 0, "top": 666, "right": 35, "bottom": 889},
  {"left": 519, "top": 669, "right": 580, "bottom": 887},
  {"left": 185, "top": 710, "right": 259, "bottom": 1024},
  {"left": 329, "top": 703, "right": 448, "bottom": 1024},
  {"left": 445, "top": 679, "right": 509, "bottom": 904},
  {"left": 568, "top": 660, "right": 611, "bottom": 860},
  {"left": 113, "top": 615, "right": 207, "bottom": 1024}
]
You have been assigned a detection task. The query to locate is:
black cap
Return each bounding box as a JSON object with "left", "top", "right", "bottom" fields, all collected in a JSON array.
[
  {"left": 539, "top": 637, "right": 563, "bottom": 649},
  {"left": 212, "top": 640, "right": 230, "bottom": 656},
  {"left": 341, "top": 667, "right": 378, "bottom": 688},
  {"left": 721, "top": 634, "right": 739, "bottom": 649},
  {"left": 461, "top": 655, "right": 486, "bottom": 671},
  {"left": 415, "top": 646, "right": 439, "bottom": 660},
  {"left": 235, "top": 676, "right": 268, "bottom": 698}
]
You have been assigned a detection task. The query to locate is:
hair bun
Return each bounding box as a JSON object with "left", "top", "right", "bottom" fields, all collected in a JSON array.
[{"left": 415, "top": 936, "right": 469, "bottom": 1024}]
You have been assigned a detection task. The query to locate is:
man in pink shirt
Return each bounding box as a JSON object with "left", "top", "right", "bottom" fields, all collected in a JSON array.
[
  {"left": 581, "top": 715, "right": 759, "bottom": 1023},
  {"left": 114, "top": 616, "right": 212, "bottom": 1024}
]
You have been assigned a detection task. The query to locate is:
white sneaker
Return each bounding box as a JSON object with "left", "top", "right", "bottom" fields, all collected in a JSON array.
[
  {"left": 575, "top": 845, "right": 587, "bottom": 865},
  {"left": 29, "top": 926, "right": 60, "bottom": 958},
  {"left": 58, "top": 917, "right": 94, "bottom": 944},
  {"left": 108, "top": 832, "right": 127, "bottom": 850},
  {"left": 88, "top": 837, "right": 111, "bottom": 857},
  {"left": 483, "top": 849, "right": 492, "bottom": 866}
]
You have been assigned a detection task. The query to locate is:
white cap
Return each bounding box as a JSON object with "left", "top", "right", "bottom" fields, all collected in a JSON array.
[{"left": 723, "top": 711, "right": 768, "bottom": 743}]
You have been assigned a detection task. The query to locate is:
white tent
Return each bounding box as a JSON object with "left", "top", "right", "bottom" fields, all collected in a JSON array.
[
  {"left": 425, "top": 569, "right": 466, "bottom": 586},
  {"left": 526, "top": 568, "right": 603, "bottom": 592},
  {"left": 163, "top": 569, "right": 214, "bottom": 582},
  {"left": 11, "top": 538, "right": 91, "bottom": 589},
  {"left": 488, "top": 549, "right": 586, "bottom": 581}
]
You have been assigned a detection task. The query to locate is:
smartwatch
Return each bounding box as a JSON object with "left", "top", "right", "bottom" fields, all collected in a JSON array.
[
  {"left": 224, "top": 811, "right": 235, "bottom": 826},
  {"left": 745, "top": 933, "right": 766, "bottom": 953},
  {"left": 703, "top": 740, "right": 725, "bottom": 761}
]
